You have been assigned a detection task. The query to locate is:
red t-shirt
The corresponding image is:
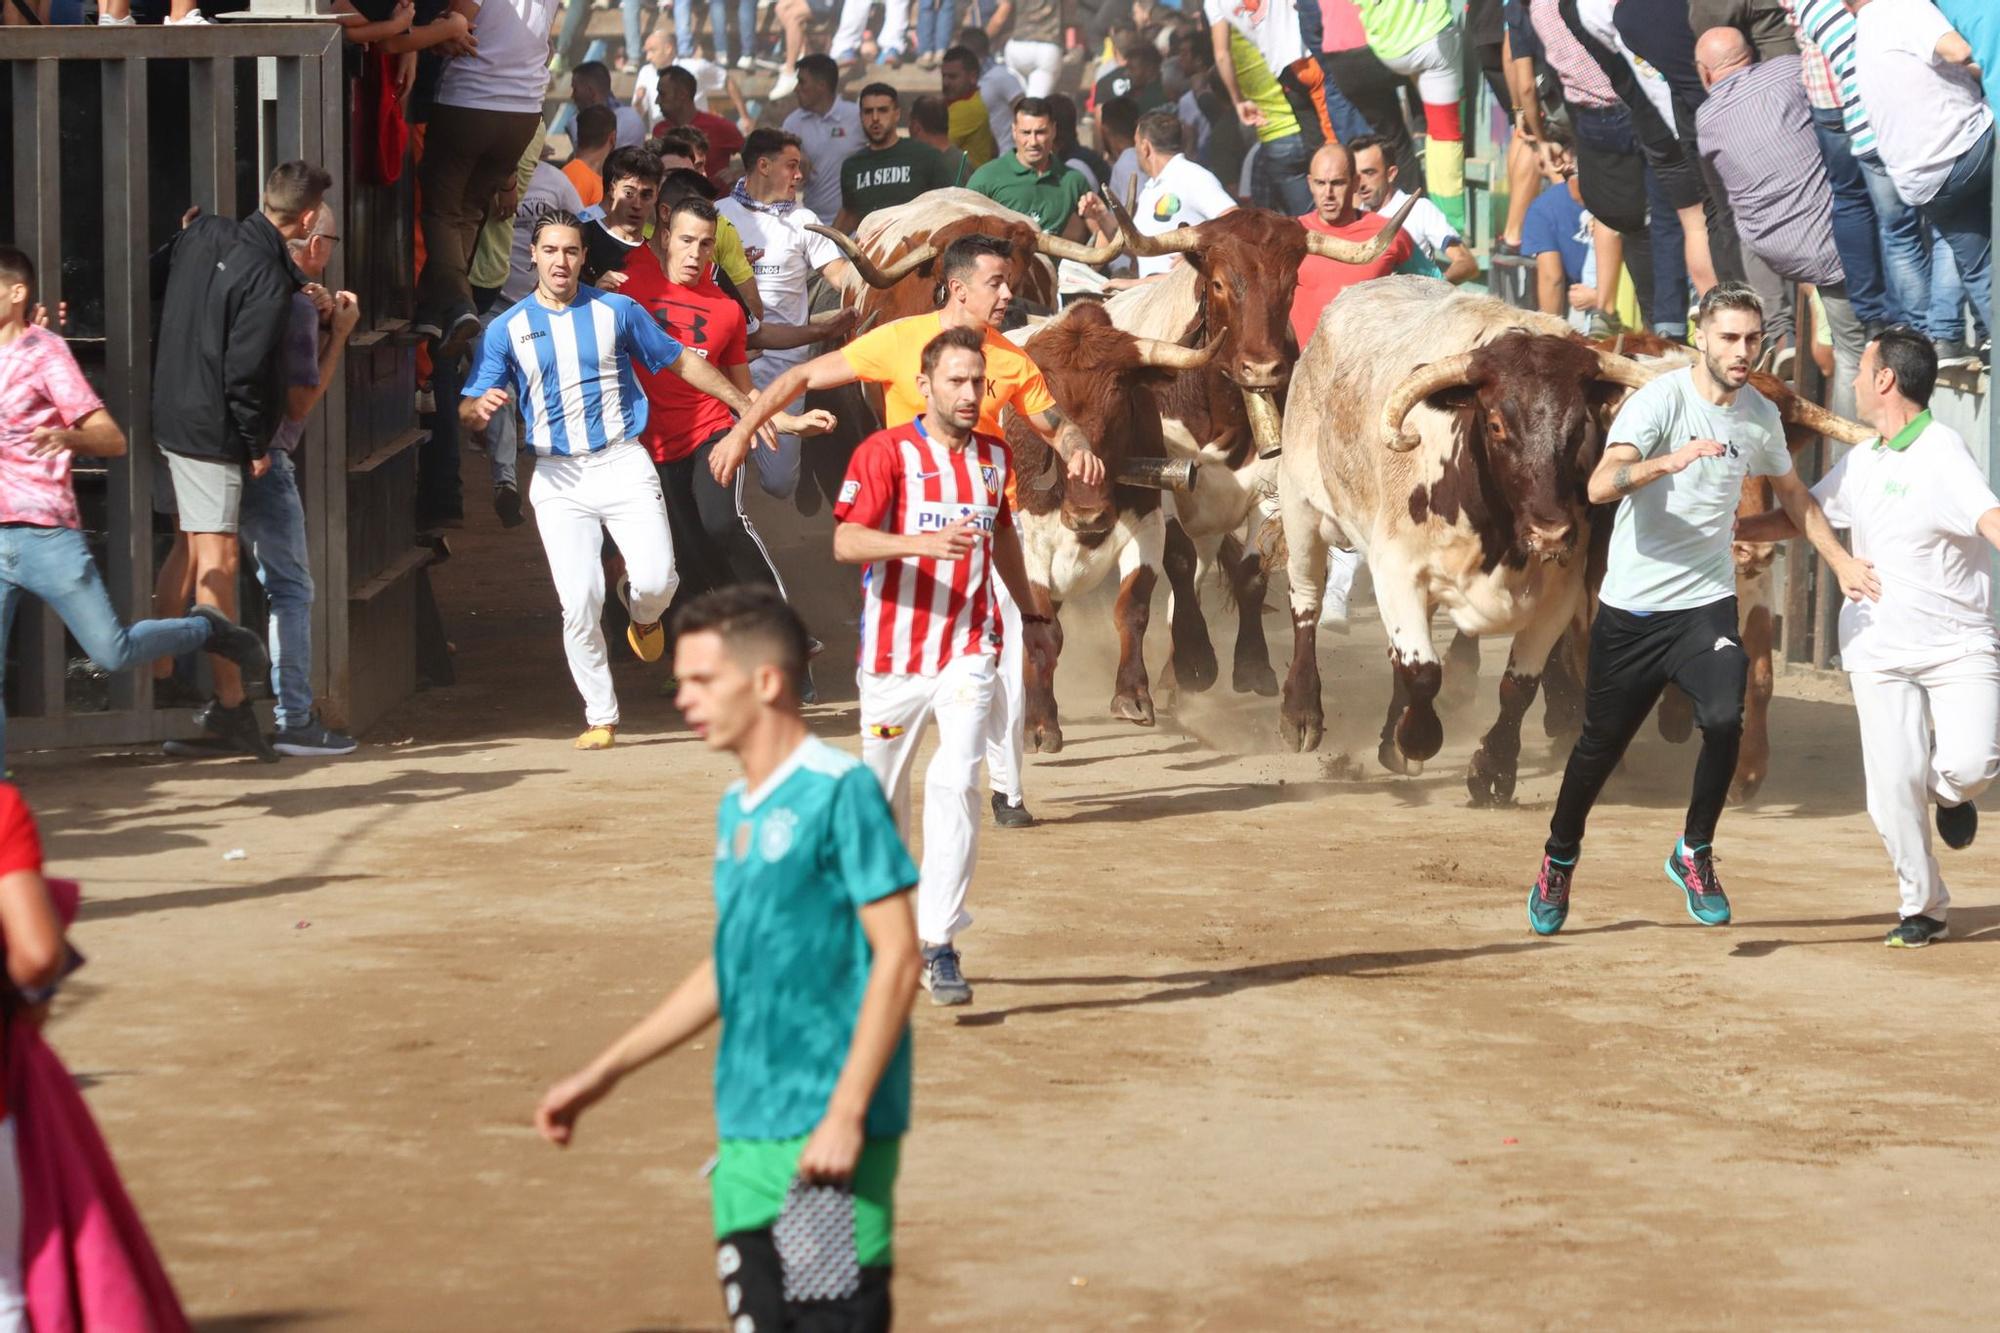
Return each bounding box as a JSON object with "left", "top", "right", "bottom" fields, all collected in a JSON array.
[
  {"left": 0, "top": 784, "right": 43, "bottom": 881},
  {"left": 656, "top": 112, "right": 747, "bottom": 187},
  {"left": 1289, "top": 210, "right": 1414, "bottom": 347},
  {"left": 833, "top": 420, "right": 1013, "bottom": 677},
  {"left": 619, "top": 248, "right": 749, "bottom": 463}
]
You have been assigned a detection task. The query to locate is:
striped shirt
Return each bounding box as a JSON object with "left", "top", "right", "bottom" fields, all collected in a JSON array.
[
  {"left": 833, "top": 419, "right": 1013, "bottom": 678},
  {"left": 463, "top": 287, "right": 682, "bottom": 457},
  {"left": 1783, "top": 4, "right": 1842, "bottom": 110},
  {"left": 1790, "top": 0, "right": 1876, "bottom": 155},
  {"left": 1528, "top": 0, "right": 1619, "bottom": 109},
  {"left": 1696, "top": 55, "right": 1843, "bottom": 286}
]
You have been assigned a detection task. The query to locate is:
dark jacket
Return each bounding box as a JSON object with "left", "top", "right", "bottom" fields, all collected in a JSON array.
[{"left": 153, "top": 212, "right": 303, "bottom": 464}]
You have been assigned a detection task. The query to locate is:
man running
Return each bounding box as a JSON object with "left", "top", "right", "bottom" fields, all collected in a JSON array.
[
  {"left": 536, "top": 584, "right": 921, "bottom": 1331},
  {"left": 831, "top": 327, "right": 1057, "bottom": 1006},
  {"left": 1739, "top": 327, "right": 1999, "bottom": 948},
  {"left": 1527, "top": 283, "right": 1877, "bottom": 935},
  {"left": 462, "top": 210, "right": 786, "bottom": 749},
  {"left": 713, "top": 233, "right": 1108, "bottom": 830}
]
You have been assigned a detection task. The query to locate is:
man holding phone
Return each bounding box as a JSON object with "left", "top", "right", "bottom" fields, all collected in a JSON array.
[{"left": 537, "top": 585, "right": 922, "bottom": 1331}]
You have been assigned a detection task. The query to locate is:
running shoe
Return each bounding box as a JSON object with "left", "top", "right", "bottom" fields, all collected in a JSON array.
[
  {"left": 191, "top": 605, "right": 272, "bottom": 700},
  {"left": 1936, "top": 800, "right": 1978, "bottom": 850},
  {"left": 575, "top": 725, "right": 617, "bottom": 750},
  {"left": 274, "top": 713, "right": 358, "bottom": 757},
  {"left": 920, "top": 943, "right": 972, "bottom": 1006},
  {"left": 1664, "top": 839, "right": 1731, "bottom": 926},
  {"left": 436, "top": 311, "right": 483, "bottom": 366},
  {"left": 769, "top": 68, "right": 799, "bottom": 101},
  {"left": 620, "top": 577, "right": 666, "bottom": 662},
  {"left": 201, "top": 699, "right": 278, "bottom": 763},
  {"left": 1884, "top": 915, "right": 1950, "bottom": 948},
  {"left": 1527, "top": 853, "right": 1574, "bottom": 936},
  {"left": 991, "top": 792, "right": 1035, "bottom": 828}
]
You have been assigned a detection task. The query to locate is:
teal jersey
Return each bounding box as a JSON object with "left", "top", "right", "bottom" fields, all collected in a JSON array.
[{"left": 712, "top": 737, "right": 919, "bottom": 1140}]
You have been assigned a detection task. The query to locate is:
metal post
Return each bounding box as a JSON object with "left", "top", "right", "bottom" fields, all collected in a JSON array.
[{"left": 100, "top": 55, "right": 154, "bottom": 716}]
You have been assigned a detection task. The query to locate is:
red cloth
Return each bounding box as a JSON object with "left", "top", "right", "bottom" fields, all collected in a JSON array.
[
  {"left": 618, "top": 249, "right": 749, "bottom": 463},
  {"left": 655, "top": 112, "right": 747, "bottom": 187},
  {"left": 9, "top": 876, "right": 191, "bottom": 1333},
  {"left": 1289, "top": 210, "right": 1414, "bottom": 347}
]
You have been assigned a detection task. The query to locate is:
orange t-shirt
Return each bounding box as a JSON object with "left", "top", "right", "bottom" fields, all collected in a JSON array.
[
  {"left": 841, "top": 313, "right": 1057, "bottom": 439},
  {"left": 563, "top": 159, "right": 604, "bottom": 209}
]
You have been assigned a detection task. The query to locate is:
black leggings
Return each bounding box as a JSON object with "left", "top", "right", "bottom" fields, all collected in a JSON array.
[
  {"left": 1546, "top": 597, "right": 1748, "bottom": 861},
  {"left": 717, "top": 1229, "right": 892, "bottom": 1332},
  {"left": 657, "top": 430, "right": 786, "bottom": 619}
]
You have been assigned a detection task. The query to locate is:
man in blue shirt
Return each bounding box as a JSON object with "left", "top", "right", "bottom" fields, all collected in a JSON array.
[
  {"left": 463, "top": 210, "right": 828, "bottom": 749},
  {"left": 537, "top": 585, "right": 922, "bottom": 1330}
]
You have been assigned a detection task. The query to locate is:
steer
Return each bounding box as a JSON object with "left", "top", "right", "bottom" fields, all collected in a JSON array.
[
  {"left": 1002, "top": 301, "right": 1219, "bottom": 751},
  {"left": 1096, "top": 194, "right": 1413, "bottom": 697},
  {"left": 1278, "top": 276, "right": 1655, "bottom": 805}
]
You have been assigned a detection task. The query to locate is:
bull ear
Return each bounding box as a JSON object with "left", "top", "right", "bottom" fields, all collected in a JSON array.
[{"left": 1425, "top": 384, "right": 1480, "bottom": 416}]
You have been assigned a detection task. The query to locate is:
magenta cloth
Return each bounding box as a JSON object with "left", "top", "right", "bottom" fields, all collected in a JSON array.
[
  {"left": 0, "top": 327, "right": 95, "bottom": 531},
  {"left": 7, "top": 878, "right": 190, "bottom": 1333}
]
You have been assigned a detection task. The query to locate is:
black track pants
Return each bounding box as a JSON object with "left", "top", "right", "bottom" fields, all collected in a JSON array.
[{"left": 1546, "top": 597, "right": 1748, "bottom": 860}]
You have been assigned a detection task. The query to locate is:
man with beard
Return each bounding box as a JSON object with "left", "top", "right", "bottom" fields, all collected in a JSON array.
[{"left": 835, "top": 84, "right": 956, "bottom": 234}]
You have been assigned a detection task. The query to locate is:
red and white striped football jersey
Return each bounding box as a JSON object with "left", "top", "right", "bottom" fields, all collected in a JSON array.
[{"left": 833, "top": 419, "right": 1014, "bottom": 677}]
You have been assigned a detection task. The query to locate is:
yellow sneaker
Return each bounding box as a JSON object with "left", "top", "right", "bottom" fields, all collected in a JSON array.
[
  {"left": 627, "top": 619, "right": 665, "bottom": 663},
  {"left": 574, "top": 725, "right": 617, "bottom": 750}
]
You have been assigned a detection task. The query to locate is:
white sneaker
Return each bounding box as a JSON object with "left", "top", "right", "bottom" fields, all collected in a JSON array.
[
  {"left": 769, "top": 68, "right": 798, "bottom": 100},
  {"left": 97, "top": 11, "right": 136, "bottom": 21},
  {"left": 165, "top": 9, "right": 214, "bottom": 21}
]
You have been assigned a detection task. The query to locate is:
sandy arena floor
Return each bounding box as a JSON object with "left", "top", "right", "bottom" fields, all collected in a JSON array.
[{"left": 17, "top": 472, "right": 2000, "bottom": 1332}]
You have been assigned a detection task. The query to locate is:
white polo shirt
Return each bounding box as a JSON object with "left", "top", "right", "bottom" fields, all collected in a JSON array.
[
  {"left": 714, "top": 195, "right": 841, "bottom": 332},
  {"left": 782, "top": 99, "right": 864, "bottom": 221},
  {"left": 1376, "top": 188, "right": 1462, "bottom": 272},
  {"left": 1134, "top": 154, "right": 1237, "bottom": 277},
  {"left": 1813, "top": 412, "right": 2000, "bottom": 673}
]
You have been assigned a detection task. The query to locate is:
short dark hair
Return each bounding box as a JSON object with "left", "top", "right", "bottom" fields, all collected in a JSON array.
[
  {"left": 859, "top": 81, "right": 899, "bottom": 106},
  {"left": 1696, "top": 280, "right": 1764, "bottom": 326},
  {"left": 574, "top": 104, "right": 618, "bottom": 152},
  {"left": 1135, "top": 108, "right": 1182, "bottom": 154},
  {"left": 262, "top": 159, "right": 334, "bottom": 222},
  {"left": 658, "top": 166, "right": 721, "bottom": 207},
  {"left": 1347, "top": 132, "right": 1388, "bottom": 162},
  {"left": 662, "top": 64, "right": 699, "bottom": 98},
  {"left": 954, "top": 25, "right": 991, "bottom": 58},
  {"left": 909, "top": 93, "right": 951, "bottom": 137},
  {"left": 941, "top": 46, "right": 981, "bottom": 78},
  {"left": 655, "top": 123, "right": 709, "bottom": 165},
  {"left": 532, "top": 208, "right": 587, "bottom": 246},
  {"left": 796, "top": 52, "right": 839, "bottom": 91},
  {"left": 666, "top": 194, "right": 720, "bottom": 232},
  {"left": 672, "top": 584, "right": 812, "bottom": 698},
  {"left": 1120, "top": 36, "right": 1160, "bottom": 67},
  {"left": 603, "top": 145, "right": 666, "bottom": 193},
  {"left": 939, "top": 233, "right": 1012, "bottom": 295},
  {"left": 742, "top": 127, "right": 802, "bottom": 172},
  {"left": 921, "top": 324, "right": 988, "bottom": 378},
  {"left": 1871, "top": 324, "right": 1939, "bottom": 408},
  {"left": 0, "top": 246, "right": 34, "bottom": 299},
  {"left": 572, "top": 59, "right": 612, "bottom": 98},
  {"left": 1013, "top": 95, "right": 1055, "bottom": 122},
  {"left": 1099, "top": 95, "right": 1141, "bottom": 144}
]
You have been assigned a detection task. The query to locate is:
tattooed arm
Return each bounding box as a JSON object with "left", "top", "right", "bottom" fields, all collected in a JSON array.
[{"left": 1586, "top": 438, "right": 1727, "bottom": 505}]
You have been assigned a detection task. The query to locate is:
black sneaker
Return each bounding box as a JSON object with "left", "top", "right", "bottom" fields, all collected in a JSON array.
[
  {"left": 190, "top": 605, "right": 271, "bottom": 700},
  {"left": 201, "top": 699, "right": 278, "bottom": 763},
  {"left": 493, "top": 483, "right": 524, "bottom": 529},
  {"left": 991, "top": 792, "right": 1035, "bottom": 828},
  {"left": 1884, "top": 915, "right": 1950, "bottom": 948},
  {"left": 273, "top": 713, "right": 358, "bottom": 757},
  {"left": 1936, "top": 801, "right": 1978, "bottom": 850},
  {"left": 436, "top": 311, "right": 483, "bottom": 366}
]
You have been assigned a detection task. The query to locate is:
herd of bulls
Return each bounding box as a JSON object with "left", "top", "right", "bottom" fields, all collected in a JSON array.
[{"left": 813, "top": 187, "right": 1875, "bottom": 808}]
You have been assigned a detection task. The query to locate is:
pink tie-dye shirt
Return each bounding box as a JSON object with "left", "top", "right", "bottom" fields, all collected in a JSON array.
[{"left": 0, "top": 326, "right": 97, "bottom": 530}]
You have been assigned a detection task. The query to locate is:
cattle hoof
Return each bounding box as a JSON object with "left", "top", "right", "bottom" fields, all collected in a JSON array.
[
  {"left": 1027, "top": 722, "right": 1065, "bottom": 754},
  {"left": 1377, "top": 738, "right": 1414, "bottom": 776},
  {"left": 1232, "top": 659, "right": 1279, "bottom": 697},
  {"left": 1395, "top": 705, "right": 1444, "bottom": 763},
  {"left": 1176, "top": 645, "right": 1219, "bottom": 694},
  {"left": 1729, "top": 773, "right": 1766, "bottom": 806},
  {"left": 1466, "top": 751, "right": 1519, "bottom": 808},
  {"left": 1279, "top": 714, "right": 1323, "bottom": 753},
  {"left": 1111, "top": 692, "right": 1156, "bottom": 726}
]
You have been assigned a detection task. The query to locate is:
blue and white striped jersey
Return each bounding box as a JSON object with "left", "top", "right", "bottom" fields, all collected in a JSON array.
[{"left": 462, "top": 286, "right": 682, "bottom": 457}]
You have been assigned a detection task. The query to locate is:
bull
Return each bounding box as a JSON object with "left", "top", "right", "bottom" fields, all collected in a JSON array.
[
  {"left": 1278, "top": 276, "right": 1656, "bottom": 806},
  {"left": 1002, "top": 301, "right": 1220, "bottom": 751},
  {"left": 1095, "top": 194, "right": 1413, "bottom": 698}
]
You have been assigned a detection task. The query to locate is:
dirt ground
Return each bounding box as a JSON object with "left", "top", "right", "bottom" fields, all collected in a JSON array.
[{"left": 18, "top": 460, "right": 2000, "bottom": 1332}]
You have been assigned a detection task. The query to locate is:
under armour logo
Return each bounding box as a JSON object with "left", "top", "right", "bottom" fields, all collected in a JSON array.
[{"left": 689, "top": 311, "right": 709, "bottom": 343}]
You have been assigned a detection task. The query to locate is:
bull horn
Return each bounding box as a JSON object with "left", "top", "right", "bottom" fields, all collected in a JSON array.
[
  {"left": 1032, "top": 230, "right": 1127, "bottom": 265},
  {"left": 1781, "top": 395, "right": 1875, "bottom": 445},
  {"left": 1131, "top": 331, "right": 1223, "bottom": 370},
  {"left": 1380, "top": 352, "right": 1479, "bottom": 450},
  {"left": 1099, "top": 182, "right": 1201, "bottom": 259},
  {"left": 1303, "top": 190, "right": 1420, "bottom": 264},
  {"left": 1589, "top": 348, "right": 1664, "bottom": 390},
  {"left": 807, "top": 223, "right": 938, "bottom": 289}
]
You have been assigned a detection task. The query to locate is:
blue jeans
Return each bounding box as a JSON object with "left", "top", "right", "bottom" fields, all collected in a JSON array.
[
  {"left": 1644, "top": 165, "right": 1690, "bottom": 338},
  {"left": 1922, "top": 122, "right": 1995, "bottom": 338},
  {"left": 0, "top": 525, "right": 210, "bottom": 764},
  {"left": 1811, "top": 108, "right": 1898, "bottom": 327},
  {"left": 915, "top": 0, "right": 950, "bottom": 56},
  {"left": 239, "top": 453, "right": 315, "bottom": 733},
  {"left": 674, "top": 0, "right": 723, "bottom": 56},
  {"left": 1252, "top": 133, "right": 1314, "bottom": 215},
  {"left": 1856, "top": 150, "right": 1938, "bottom": 335}
]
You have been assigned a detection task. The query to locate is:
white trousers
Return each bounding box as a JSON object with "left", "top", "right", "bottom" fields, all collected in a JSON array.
[
  {"left": 0, "top": 1118, "right": 23, "bottom": 1333},
  {"left": 862, "top": 652, "right": 996, "bottom": 946},
  {"left": 984, "top": 579, "right": 1026, "bottom": 804},
  {"left": 746, "top": 351, "right": 806, "bottom": 500},
  {"left": 1378, "top": 25, "right": 1463, "bottom": 103},
  {"left": 1004, "top": 38, "right": 1064, "bottom": 97},
  {"left": 1323, "top": 544, "right": 1364, "bottom": 609},
  {"left": 1849, "top": 649, "right": 2000, "bottom": 921},
  {"left": 529, "top": 441, "right": 680, "bottom": 728}
]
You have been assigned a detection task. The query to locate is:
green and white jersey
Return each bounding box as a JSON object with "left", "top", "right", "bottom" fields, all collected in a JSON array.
[{"left": 711, "top": 737, "right": 918, "bottom": 1141}]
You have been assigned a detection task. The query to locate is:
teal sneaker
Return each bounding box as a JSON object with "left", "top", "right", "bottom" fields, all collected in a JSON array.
[
  {"left": 1528, "top": 854, "right": 1575, "bottom": 936},
  {"left": 1665, "top": 839, "right": 1731, "bottom": 925}
]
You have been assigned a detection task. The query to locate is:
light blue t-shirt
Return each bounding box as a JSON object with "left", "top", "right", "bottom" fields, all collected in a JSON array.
[
  {"left": 1598, "top": 367, "right": 1791, "bottom": 615},
  {"left": 1936, "top": 1, "right": 2000, "bottom": 118},
  {"left": 711, "top": 737, "right": 918, "bottom": 1142}
]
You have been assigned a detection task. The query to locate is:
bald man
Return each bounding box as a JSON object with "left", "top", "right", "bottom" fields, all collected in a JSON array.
[{"left": 1694, "top": 26, "right": 1870, "bottom": 413}]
